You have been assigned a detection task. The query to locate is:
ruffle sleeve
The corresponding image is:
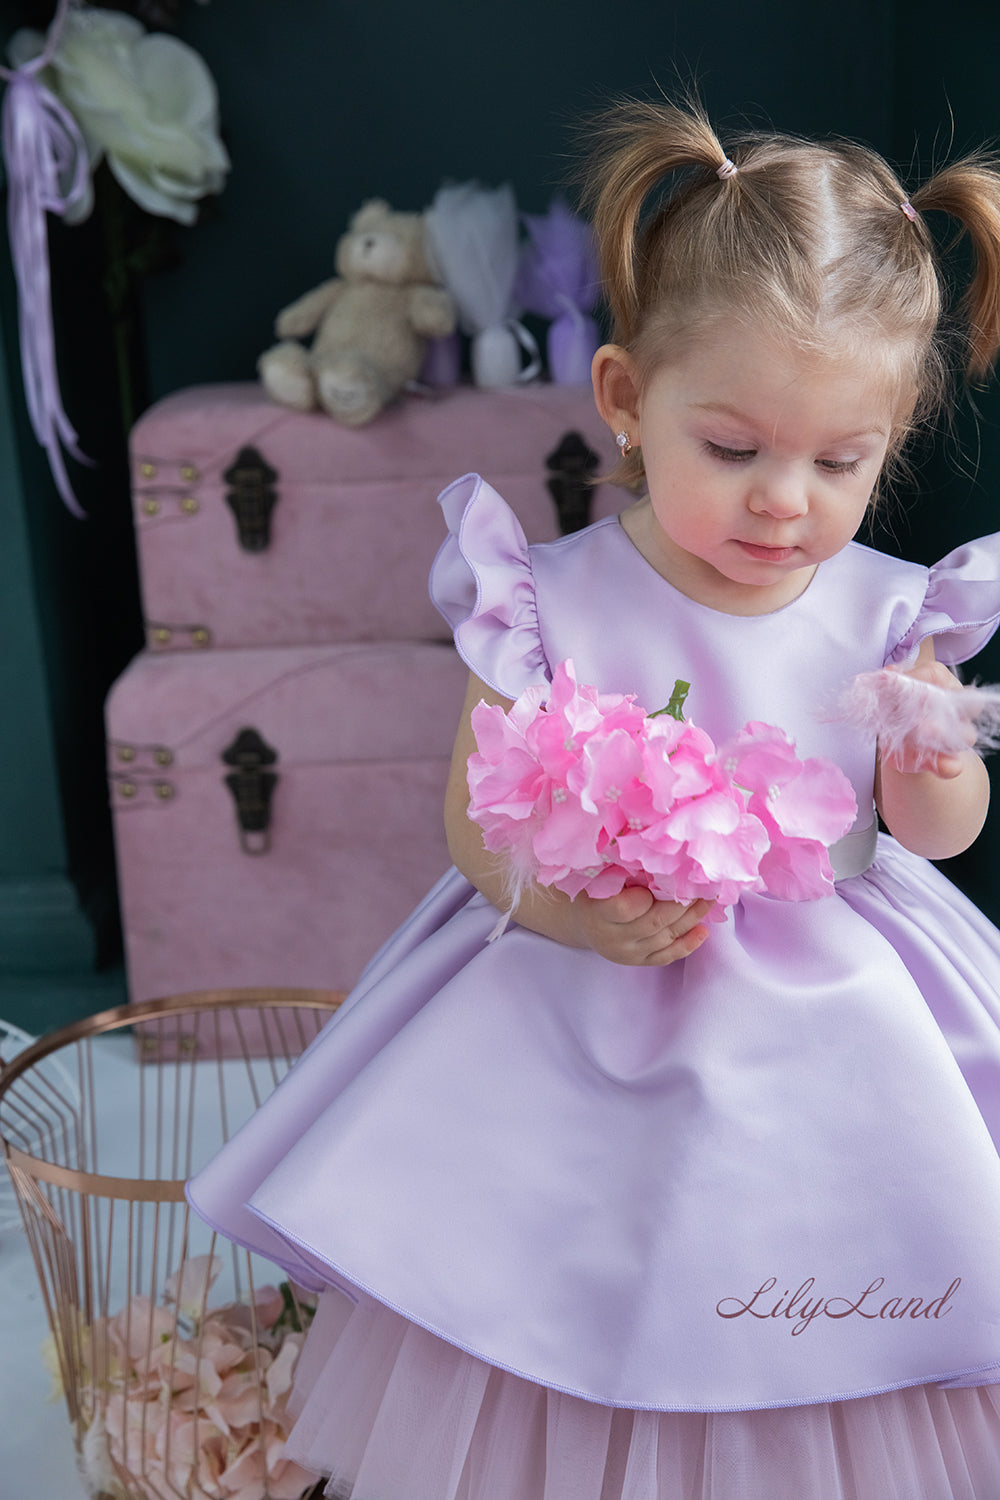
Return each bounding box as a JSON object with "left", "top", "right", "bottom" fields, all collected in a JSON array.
[
  {"left": 430, "top": 473, "right": 550, "bottom": 699},
  {"left": 887, "top": 533, "right": 1000, "bottom": 667}
]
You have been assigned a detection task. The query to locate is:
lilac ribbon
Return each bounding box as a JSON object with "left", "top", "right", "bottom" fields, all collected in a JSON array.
[{"left": 1, "top": 0, "right": 92, "bottom": 516}]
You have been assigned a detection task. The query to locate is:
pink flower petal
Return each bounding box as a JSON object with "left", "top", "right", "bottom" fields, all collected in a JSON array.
[
  {"left": 467, "top": 747, "right": 544, "bottom": 822},
  {"left": 756, "top": 833, "right": 837, "bottom": 901},
  {"left": 719, "top": 721, "right": 801, "bottom": 792},
  {"left": 757, "top": 758, "right": 857, "bottom": 843},
  {"left": 468, "top": 698, "right": 528, "bottom": 760},
  {"left": 567, "top": 727, "right": 643, "bottom": 821},
  {"left": 567, "top": 863, "right": 632, "bottom": 900},
  {"left": 531, "top": 799, "right": 603, "bottom": 871}
]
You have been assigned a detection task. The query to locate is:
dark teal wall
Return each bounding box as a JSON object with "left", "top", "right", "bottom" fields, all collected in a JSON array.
[
  {"left": 0, "top": 172, "right": 145, "bottom": 967},
  {"left": 6, "top": 0, "right": 1000, "bottom": 992},
  {"left": 140, "top": 0, "right": 895, "bottom": 397},
  {"left": 877, "top": 0, "right": 1000, "bottom": 913},
  {"left": 890, "top": 0, "right": 1000, "bottom": 571},
  {"left": 0, "top": 327, "right": 67, "bottom": 878}
]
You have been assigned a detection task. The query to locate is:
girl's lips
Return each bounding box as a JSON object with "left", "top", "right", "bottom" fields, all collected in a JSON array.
[{"left": 737, "top": 540, "right": 798, "bottom": 562}]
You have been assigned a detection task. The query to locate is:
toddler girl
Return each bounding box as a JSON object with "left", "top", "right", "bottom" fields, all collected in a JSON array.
[{"left": 189, "top": 99, "right": 1000, "bottom": 1498}]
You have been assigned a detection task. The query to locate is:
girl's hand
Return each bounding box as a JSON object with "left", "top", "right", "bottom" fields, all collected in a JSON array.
[
  {"left": 880, "top": 656, "right": 972, "bottom": 780},
  {"left": 875, "top": 640, "right": 989, "bottom": 860},
  {"left": 570, "top": 886, "right": 716, "bottom": 966}
]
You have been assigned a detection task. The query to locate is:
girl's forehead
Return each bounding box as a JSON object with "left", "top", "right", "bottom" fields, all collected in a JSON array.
[{"left": 647, "top": 323, "right": 906, "bottom": 430}]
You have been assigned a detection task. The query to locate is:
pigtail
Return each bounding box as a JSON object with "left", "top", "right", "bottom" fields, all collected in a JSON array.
[
  {"left": 911, "top": 157, "right": 1000, "bottom": 381},
  {"left": 580, "top": 98, "right": 733, "bottom": 345}
]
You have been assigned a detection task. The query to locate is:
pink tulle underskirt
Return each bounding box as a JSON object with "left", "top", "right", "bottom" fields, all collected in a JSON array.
[{"left": 285, "top": 1285, "right": 1000, "bottom": 1500}]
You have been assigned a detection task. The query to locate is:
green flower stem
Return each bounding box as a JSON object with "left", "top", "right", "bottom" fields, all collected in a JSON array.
[
  {"left": 95, "top": 162, "right": 152, "bottom": 436},
  {"left": 650, "top": 680, "right": 691, "bottom": 722}
]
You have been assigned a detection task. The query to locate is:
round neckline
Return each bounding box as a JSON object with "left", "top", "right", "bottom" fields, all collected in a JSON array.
[{"left": 611, "top": 510, "right": 824, "bottom": 620}]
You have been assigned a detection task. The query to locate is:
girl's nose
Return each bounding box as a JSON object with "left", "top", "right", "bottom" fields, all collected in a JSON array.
[{"left": 747, "top": 470, "right": 808, "bottom": 519}]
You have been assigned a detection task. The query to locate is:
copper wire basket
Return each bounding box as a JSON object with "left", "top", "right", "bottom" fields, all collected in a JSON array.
[
  {"left": 0, "top": 1015, "right": 79, "bottom": 1233},
  {"left": 0, "top": 989, "right": 343, "bottom": 1500}
]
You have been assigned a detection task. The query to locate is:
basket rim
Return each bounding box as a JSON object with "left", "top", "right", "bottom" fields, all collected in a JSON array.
[
  {"left": 0, "top": 986, "right": 343, "bottom": 1096},
  {"left": 4, "top": 1141, "right": 191, "bottom": 1201},
  {"left": 0, "top": 987, "right": 343, "bottom": 1199}
]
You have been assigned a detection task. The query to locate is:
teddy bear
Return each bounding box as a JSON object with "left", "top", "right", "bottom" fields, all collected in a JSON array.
[{"left": 258, "top": 199, "right": 457, "bottom": 427}]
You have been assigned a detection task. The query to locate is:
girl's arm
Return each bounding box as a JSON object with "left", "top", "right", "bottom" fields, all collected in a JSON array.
[
  {"left": 875, "top": 638, "right": 991, "bottom": 859},
  {"left": 445, "top": 672, "right": 714, "bottom": 966}
]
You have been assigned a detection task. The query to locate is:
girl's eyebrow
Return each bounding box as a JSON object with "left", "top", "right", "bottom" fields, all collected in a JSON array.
[{"left": 690, "top": 401, "right": 887, "bottom": 441}]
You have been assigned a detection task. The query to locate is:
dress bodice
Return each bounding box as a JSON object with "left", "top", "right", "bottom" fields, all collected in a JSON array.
[{"left": 431, "top": 473, "right": 1000, "bottom": 836}]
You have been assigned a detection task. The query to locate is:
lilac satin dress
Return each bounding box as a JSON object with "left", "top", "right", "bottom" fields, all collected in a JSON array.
[{"left": 188, "top": 475, "right": 1000, "bottom": 1499}]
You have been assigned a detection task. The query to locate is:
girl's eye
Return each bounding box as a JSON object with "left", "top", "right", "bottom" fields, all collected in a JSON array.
[
  {"left": 703, "top": 441, "right": 756, "bottom": 464},
  {"left": 816, "top": 458, "right": 862, "bottom": 475}
]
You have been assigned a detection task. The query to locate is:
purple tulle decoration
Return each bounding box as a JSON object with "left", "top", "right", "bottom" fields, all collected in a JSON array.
[
  {"left": 418, "top": 331, "right": 462, "bottom": 388},
  {"left": 0, "top": 0, "right": 91, "bottom": 515},
  {"left": 514, "top": 198, "right": 602, "bottom": 385}
]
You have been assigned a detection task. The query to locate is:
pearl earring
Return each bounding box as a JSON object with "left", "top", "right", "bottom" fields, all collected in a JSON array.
[{"left": 616, "top": 431, "right": 632, "bottom": 457}]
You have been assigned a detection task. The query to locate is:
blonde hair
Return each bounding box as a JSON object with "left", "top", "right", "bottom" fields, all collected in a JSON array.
[{"left": 581, "top": 98, "right": 1000, "bottom": 488}]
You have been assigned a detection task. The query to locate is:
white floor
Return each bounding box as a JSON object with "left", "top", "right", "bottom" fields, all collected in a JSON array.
[{"left": 0, "top": 1216, "right": 89, "bottom": 1495}]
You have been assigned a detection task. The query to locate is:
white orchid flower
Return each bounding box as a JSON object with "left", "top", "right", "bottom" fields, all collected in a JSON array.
[{"left": 9, "top": 8, "right": 229, "bottom": 225}]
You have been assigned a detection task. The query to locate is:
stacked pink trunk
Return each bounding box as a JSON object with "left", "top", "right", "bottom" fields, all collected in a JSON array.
[{"left": 107, "top": 382, "right": 621, "bottom": 1016}]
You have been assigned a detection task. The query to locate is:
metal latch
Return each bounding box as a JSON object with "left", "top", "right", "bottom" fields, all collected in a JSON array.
[
  {"left": 222, "top": 727, "right": 278, "bottom": 854},
  {"left": 545, "top": 431, "right": 600, "bottom": 534},
  {"left": 223, "top": 446, "right": 279, "bottom": 552}
]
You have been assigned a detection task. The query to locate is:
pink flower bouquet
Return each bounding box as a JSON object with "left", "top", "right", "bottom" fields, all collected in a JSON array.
[{"left": 467, "top": 660, "right": 857, "bottom": 915}]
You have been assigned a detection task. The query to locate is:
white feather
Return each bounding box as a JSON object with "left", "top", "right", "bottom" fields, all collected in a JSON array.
[{"left": 836, "top": 669, "right": 1000, "bottom": 768}]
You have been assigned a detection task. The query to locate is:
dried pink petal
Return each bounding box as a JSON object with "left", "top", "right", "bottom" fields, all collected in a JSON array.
[
  {"left": 218, "top": 1439, "right": 268, "bottom": 1497},
  {"left": 251, "top": 1285, "right": 286, "bottom": 1331},
  {"left": 164, "top": 1253, "right": 223, "bottom": 1317},
  {"left": 264, "top": 1332, "right": 303, "bottom": 1405}
]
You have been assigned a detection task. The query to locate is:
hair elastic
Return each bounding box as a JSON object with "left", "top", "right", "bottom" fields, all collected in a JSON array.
[
  {"left": 900, "top": 200, "right": 917, "bottom": 222},
  {"left": 717, "top": 158, "right": 738, "bottom": 180}
]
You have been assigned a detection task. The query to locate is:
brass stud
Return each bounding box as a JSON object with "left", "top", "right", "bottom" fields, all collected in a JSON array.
[
  {"left": 178, "top": 1035, "right": 198, "bottom": 1054},
  {"left": 138, "top": 1034, "right": 159, "bottom": 1056},
  {"left": 116, "top": 745, "right": 137, "bottom": 764},
  {"left": 152, "top": 627, "right": 172, "bottom": 645},
  {"left": 140, "top": 462, "right": 157, "bottom": 479},
  {"left": 155, "top": 782, "right": 175, "bottom": 801},
  {"left": 142, "top": 499, "right": 161, "bottom": 518},
  {"left": 180, "top": 495, "right": 200, "bottom": 516},
  {"left": 190, "top": 628, "right": 211, "bottom": 648},
  {"left": 119, "top": 781, "right": 138, "bottom": 799},
  {"left": 154, "top": 747, "right": 174, "bottom": 767},
  {"left": 180, "top": 463, "right": 199, "bottom": 482}
]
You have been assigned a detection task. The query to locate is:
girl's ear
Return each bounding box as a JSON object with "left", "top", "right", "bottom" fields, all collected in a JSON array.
[{"left": 592, "top": 345, "right": 642, "bottom": 434}]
